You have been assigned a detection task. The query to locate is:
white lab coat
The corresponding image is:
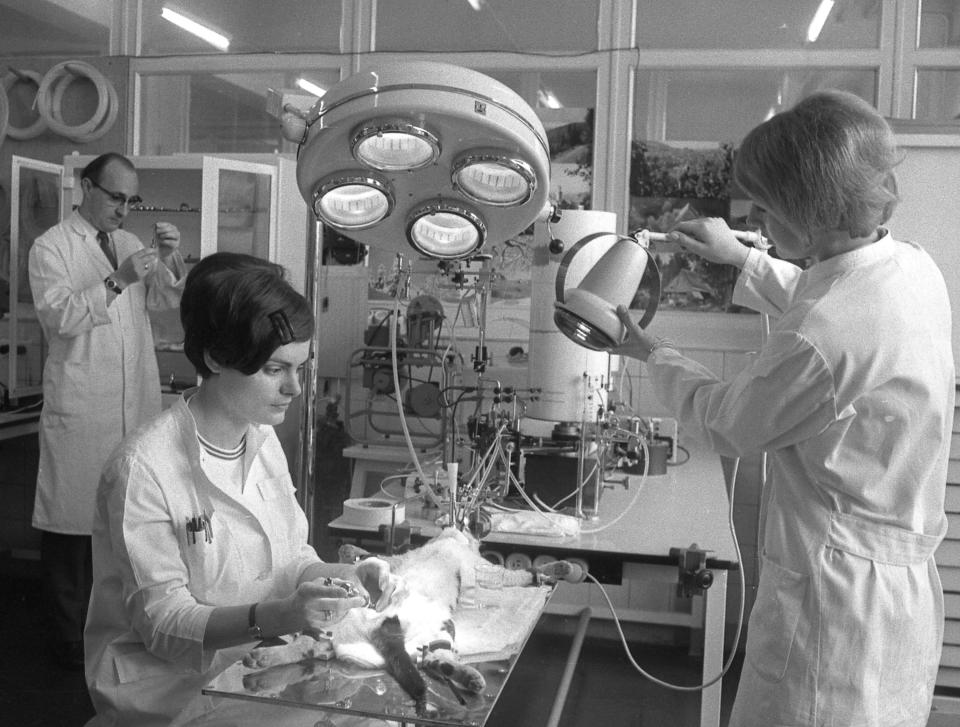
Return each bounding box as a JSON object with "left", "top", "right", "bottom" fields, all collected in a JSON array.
[
  {"left": 645, "top": 233, "right": 954, "bottom": 726},
  {"left": 85, "top": 395, "right": 322, "bottom": 726},
  {"left": 29, "top": 211, "right": 184, "bottom": 534}
]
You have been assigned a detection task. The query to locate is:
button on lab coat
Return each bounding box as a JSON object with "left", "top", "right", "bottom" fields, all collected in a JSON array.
[
  {"left": 84, "top": 395, "right": 322, "bottom": 726},
  {"left": 645, "top": 234, "right": 954, "bottom": 726},
  {"left": 29, "top": 211, "right": 183, "bottom": 535}
]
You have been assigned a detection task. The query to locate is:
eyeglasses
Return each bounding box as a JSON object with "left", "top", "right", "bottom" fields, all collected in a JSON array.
[{"left": 88, "top": 178, "right": 143, "bottom": 208}]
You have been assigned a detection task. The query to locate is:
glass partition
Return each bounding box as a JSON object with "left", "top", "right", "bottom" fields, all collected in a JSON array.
[
  {"left": 139, "top": 0, "right": 343, "bottom": 55},
  {"left": 919, "top": 0, "right": 960, "bottom": 47},
  {"left": 0, "top": 3, "right": 109, "bottom": 56},
  {"left": 915, "top": 68, "right": 960, "bottom": 119},
  {"left": 634, "top": 67, "right": 878, "bottom": 143},
  {"left": 636, "top": 0, "right": 882, "bottom": 49},
  {"left": 375, "top": 0, "right": 600, "bottom": 52},
  {"left": 138, "top": 69, "right": 341, "bottom": 155}
]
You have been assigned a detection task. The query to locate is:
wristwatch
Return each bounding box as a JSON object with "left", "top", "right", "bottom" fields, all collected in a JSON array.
[
  {"left": 104, "top": 275, "right": 124, "bottom": 294},
  {"left": 247, "top": 602, "right": 263, "bottom": 640}
]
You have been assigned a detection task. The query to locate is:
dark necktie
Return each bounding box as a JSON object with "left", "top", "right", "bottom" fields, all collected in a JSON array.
[{"left": 97, "top": 231, "right": 117, "bottom": 270}]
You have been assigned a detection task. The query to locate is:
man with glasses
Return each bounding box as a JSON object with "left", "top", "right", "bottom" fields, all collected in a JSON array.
[{"left": 28, "top": 152, "right": 185, "bottom": 670}]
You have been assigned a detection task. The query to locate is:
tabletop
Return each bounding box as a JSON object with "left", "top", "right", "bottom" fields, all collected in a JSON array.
[{"left": 329, "top": 444, "right": 739, "bottom": 569}]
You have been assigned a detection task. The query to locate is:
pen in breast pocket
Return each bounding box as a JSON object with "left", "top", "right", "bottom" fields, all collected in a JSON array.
[{"left": 186, "top": 511, "right": 214, "bottom": 544}]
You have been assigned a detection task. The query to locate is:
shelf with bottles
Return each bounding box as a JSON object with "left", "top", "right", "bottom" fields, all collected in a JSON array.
[{"left": 130, "top": 204, "right": 200, "bottom": 214}]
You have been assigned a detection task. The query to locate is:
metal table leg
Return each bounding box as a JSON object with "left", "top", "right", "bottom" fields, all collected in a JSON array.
[{"left": 546, "top": 606, "right": 593, "bottom": 727}]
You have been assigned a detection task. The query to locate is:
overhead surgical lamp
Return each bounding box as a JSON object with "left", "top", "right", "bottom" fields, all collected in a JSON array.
[{"left": 284, "top": 61, "right": 552, "bottom": 260}]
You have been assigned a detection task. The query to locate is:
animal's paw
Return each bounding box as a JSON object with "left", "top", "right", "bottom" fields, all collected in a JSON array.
[
  {"left": 242, "top": 659, "right": 323, "bottom": 694},
  {"left": 422, "top": 649, "right": 486, "bottom": 693},
  {"left": 339, "top": 543, "right": 371, "bottom": 563},
  {"left": 242, "top": 632, "right": 333, "bottom": 669}
]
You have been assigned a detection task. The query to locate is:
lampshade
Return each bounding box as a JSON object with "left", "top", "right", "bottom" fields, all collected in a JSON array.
[
  {"left": 554, "top": 234, "right": 659, "bottom": 352},
  {"left": 292, "top": 61, "right": 552, "bottom": 259}
]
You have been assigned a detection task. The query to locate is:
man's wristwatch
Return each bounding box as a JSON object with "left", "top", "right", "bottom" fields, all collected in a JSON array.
[
  {"left": 104, "top": 275, "right": 124, "bottom": 294},
  {"left": 248, "top": 602, "right": 263, "bottom": 640}
]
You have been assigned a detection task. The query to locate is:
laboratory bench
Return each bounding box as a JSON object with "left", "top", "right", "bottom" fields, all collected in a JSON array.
[{"left": 327, "top": 443, "right": 738, "bottom": 727}]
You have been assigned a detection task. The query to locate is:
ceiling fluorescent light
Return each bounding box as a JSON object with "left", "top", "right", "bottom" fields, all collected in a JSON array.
[
  {"left": 537, "top": 88, "right": 562, "bottom": 109},
  {"left": 161, "top": 6, "right": 230, "bottom": 51},
  {"left": 806, "top": 0, "right": 835, "bottom": 43},
  {"left": 296, "top": 78, "right": 326, "bottom": 97},
  {"left": 465, "top": 0, "right": 485, "bottom": 10}
]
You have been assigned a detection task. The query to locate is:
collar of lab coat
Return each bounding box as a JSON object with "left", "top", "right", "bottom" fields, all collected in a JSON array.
[
  {"left": 66, "top": 209, "right": 100, "bottom": 241},
  {"left": 804, "top": 228, "right": 893, "bottom": 285},
  {"left": 169, "top": 390, "right": 271, "bottom": 507}
]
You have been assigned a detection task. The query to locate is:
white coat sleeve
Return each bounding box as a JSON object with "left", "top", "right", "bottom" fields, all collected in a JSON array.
[
  {"left": 111, "top": 228, "right": 186, "bottom": 312},
  {"left": 279, "top": 489, "right": 325, "bottom": 592},
  {"left": 646, "top": 329, "right": 837, "bottom": 458},
  {"left": 732, "top": 248, "right": 805, "bottom": 317},
  {"left": 29, "top": 231, "right": 112, "bottom": 337},
  {"left": 145, "top": 250, "right": 187, "bottom": 311},
  {"left": 103, "top": 454, "right": 212, "bottom": 669}
]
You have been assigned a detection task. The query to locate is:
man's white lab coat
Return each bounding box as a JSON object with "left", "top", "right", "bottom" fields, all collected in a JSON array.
[{"left": 29, "top": 211, "right": 183, "bottom": 534}]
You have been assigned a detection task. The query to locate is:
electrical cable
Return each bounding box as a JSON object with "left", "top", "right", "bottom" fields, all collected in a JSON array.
[{"left": 588, "top": 456, "right": 746, "bottom": 691}]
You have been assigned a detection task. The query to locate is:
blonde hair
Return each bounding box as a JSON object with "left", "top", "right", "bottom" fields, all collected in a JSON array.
[{"left": 733, "top": 90, "right": 900, "bottom": 238}]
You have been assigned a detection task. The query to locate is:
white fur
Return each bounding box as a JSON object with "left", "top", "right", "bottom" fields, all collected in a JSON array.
[{"left": 332, "top": 528, "right": 482, "bottom": 666}]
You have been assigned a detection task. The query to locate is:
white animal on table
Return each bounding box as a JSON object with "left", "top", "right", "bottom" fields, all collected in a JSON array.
[{"left": 243, "top": 527, "right": 585, "bottom": 715}]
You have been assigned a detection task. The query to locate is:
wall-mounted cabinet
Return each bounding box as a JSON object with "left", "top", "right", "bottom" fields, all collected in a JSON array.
[
  {"left": 2, "top": 156, "right": 63, "bottom": 404},
  {"left": 3, "top": 152, "right": 310, "bottom": 399}
]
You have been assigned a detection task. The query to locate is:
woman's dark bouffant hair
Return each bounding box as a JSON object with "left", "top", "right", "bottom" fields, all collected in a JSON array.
[{"left": 180, "top": 252, "right": 313, "bottom": 378}]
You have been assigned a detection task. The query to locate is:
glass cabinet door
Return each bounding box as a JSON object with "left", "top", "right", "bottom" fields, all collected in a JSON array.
[
  {"left": 200, "top": 156, "right": 277, "bottom": 259},
  {"left": 6, "top": 155, "right": 62, "bottom": 402}
]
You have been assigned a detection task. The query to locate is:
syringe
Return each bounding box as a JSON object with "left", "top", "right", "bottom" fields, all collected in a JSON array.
[{"left": 638, "top": 228, "right": 767, "bottom": 253}]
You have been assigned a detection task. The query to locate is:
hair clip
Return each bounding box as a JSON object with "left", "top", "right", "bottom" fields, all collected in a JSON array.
[{"left": 268, "top": 309, "right": 295, "bottom": 344}]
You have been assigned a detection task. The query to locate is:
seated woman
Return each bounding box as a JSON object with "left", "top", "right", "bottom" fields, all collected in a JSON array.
[{"left": 84, "top": 252, "right": 393, "bottom": 727}]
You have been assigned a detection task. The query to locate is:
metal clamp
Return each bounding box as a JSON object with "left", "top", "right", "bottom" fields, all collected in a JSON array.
[{"left": 669, "top": 542, "right": 714, "bottom": 598}]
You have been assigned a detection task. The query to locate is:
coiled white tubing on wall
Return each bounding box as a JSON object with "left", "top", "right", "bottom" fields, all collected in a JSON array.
[
  {"left": 36, "top": 60, "right": 118, "bottom": 143},
  {"left": 1, "top": 69, "right": 47, "bottom": 140}
]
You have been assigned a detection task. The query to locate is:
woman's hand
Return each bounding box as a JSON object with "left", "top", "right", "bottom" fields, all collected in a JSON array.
[
  {"left": 355, "top": 557, "right": 402, "bottom": 611},
  {"left": 611, "top": 306, "right": 661, "bottom": 362},
  {"left": 292, "top": 577, "right": 368, "bottom": 629},
  {"left": 669, "top": 217, "right": 751, "bottom": 268}
]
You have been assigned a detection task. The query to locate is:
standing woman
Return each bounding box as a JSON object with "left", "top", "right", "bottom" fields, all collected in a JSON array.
[
  {"left": 85, "top": 252, "right": 393, "bottom": 726},
  {"left": 616, "top": 90, "right": 954, "bottom": 726}
]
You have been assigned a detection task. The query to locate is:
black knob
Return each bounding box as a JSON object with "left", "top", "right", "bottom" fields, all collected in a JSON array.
[
  {"left": 695, "top": 569, "right": 714, "bottom": 590},
  {"left": 548, "top": 237, "right": 565, "bottom": 254}
]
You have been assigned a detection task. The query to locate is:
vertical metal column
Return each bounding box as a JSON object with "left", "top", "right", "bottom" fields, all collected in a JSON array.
[{"left": 297, "top": 219, "right": 324, "bottom": 542}]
